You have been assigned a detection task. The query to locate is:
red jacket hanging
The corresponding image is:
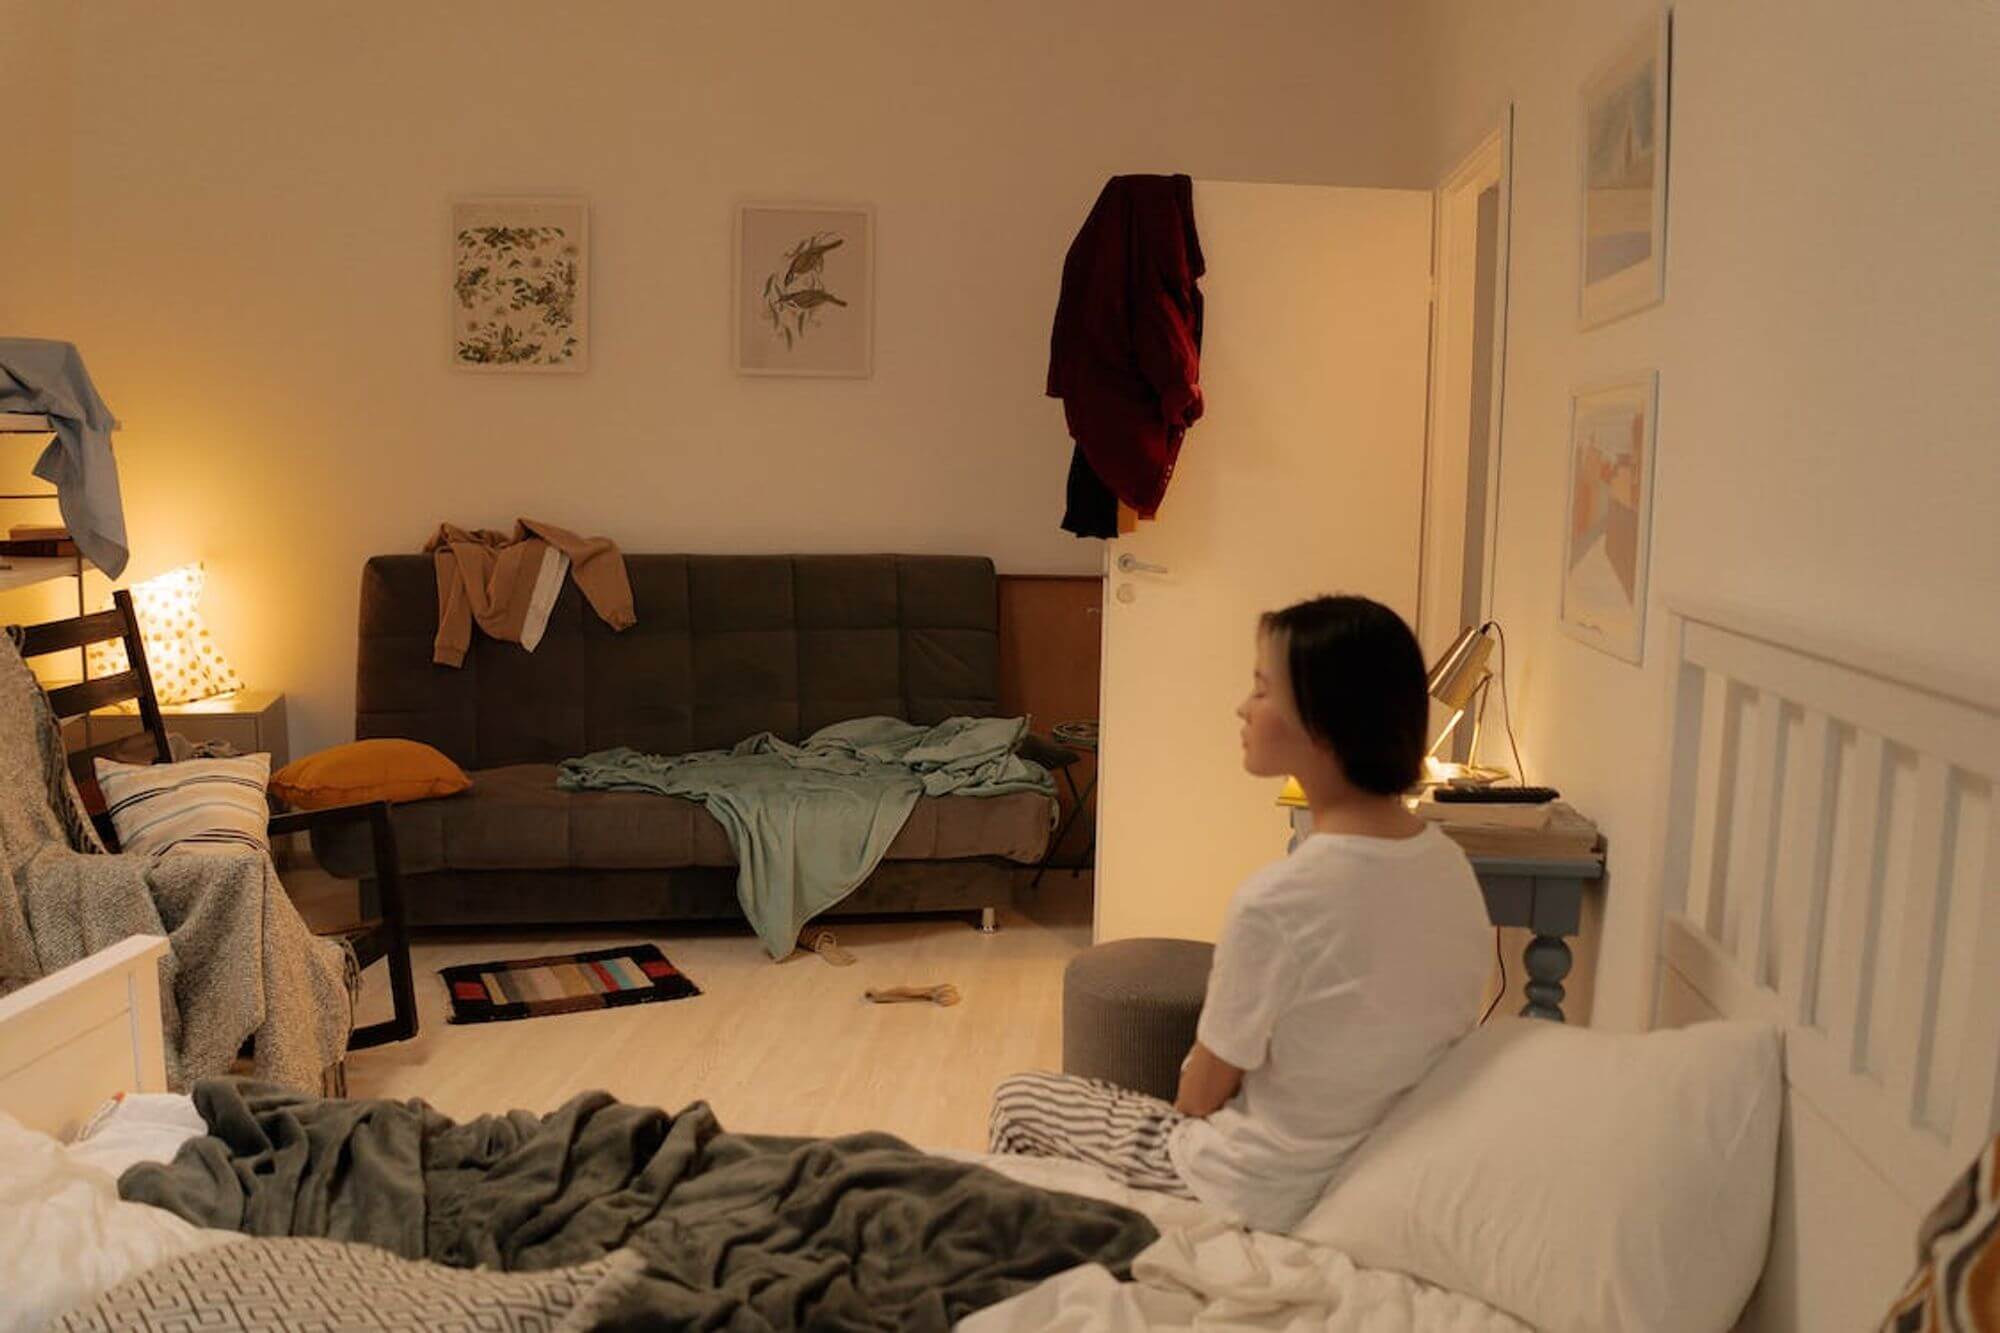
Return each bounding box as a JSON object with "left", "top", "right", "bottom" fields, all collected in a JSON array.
[{"left": 1047, "top": 174, "right": 1205, "bottom": 530}]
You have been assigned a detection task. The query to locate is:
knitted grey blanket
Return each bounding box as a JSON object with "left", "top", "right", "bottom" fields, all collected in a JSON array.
[
  {"left": 0, "top": 631, "right": 349, "bottom": 1091},
  {"left": 120, "top": 1080, "right": 1159, "bottom": 1331}
]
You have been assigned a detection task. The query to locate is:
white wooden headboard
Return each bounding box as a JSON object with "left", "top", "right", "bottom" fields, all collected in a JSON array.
[
  {"left": 1652, "top": 601, "right": 2000, "bottom": 1331},
  {"left": 0, "top": 934, "right": 169, "bottom": 1139}
]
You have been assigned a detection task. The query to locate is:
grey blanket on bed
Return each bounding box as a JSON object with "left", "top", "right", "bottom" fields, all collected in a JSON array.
[{"left": 120, "top": 1079, "right": 1158, "bottom": 1331}]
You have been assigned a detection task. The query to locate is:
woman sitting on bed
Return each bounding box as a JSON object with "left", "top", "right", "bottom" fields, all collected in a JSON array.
[{"left": 990, "top": 595, "right": 1493, "bottom": 1232}]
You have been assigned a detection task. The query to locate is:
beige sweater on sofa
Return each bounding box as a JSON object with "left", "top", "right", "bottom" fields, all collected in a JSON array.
[{"left": 425, "top": 518, "right": 636, "bottom": 666}]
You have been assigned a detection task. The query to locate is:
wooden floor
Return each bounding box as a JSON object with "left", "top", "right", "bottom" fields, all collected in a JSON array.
[{"left": 289, "top": 868, "right": 1093, "bottom": 1152}]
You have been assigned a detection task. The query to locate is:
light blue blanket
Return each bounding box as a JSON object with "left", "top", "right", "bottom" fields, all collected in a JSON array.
[{"left": 556, "top": 716, "right": 1053, "bottom": 958}]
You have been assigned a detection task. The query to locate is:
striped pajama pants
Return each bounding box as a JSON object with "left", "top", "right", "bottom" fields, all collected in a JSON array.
[{"left": 987, "top": 1071, "right": 1198, "bottom": 1197}]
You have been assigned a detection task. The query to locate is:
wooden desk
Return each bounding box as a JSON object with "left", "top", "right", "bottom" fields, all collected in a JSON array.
[{"left": 1285, "top": 806, "right": 1604, "bottom": 1023}]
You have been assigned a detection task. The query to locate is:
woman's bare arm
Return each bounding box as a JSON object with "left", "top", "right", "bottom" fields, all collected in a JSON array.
[{"left": 1174, "top": 1042, "right": 1244, "bottom": 1117}]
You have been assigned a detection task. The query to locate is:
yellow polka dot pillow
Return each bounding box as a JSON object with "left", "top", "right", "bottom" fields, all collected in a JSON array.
[{"left": 86, "top": 563, "right": 243, "bottom": 705}]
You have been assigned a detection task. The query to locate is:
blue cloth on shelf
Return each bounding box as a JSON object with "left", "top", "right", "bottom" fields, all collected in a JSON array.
[{"left": 0, "top": 338, "right": 129, "bottom": 578}]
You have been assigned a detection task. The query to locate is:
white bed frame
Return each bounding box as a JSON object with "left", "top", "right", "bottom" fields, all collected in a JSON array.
[
  {"left": 0, "top": 934, "right": 168, "bottom": 1140},
  {"left": 1653, "top": 600, "right": 2000, "bottom": 1332},
  {"left": 2, "top": 601, "right": 1994, "bottom": 1330}
]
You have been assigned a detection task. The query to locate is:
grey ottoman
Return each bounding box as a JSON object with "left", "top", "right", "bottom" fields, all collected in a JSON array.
[{"left": 1062, "top": 938, "right": 1215, "bottom": 1102}]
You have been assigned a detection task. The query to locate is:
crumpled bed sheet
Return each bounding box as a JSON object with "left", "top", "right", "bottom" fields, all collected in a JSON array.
[{"left": 963, "top": 1153, "right": 1531, "bottom": 1333}]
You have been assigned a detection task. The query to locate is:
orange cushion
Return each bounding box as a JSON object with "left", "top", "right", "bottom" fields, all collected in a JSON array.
[{"left": 270, "top": 738, "right": 472, "bottom": 810}]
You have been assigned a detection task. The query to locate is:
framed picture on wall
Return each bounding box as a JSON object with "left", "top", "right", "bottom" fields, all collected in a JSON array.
[
  {"left": 451, "top": 197, "right": 588, "bottom": 372},
  {"left": 734, "top": 203, "right": 873, "bottom": 377},
  {"left": 1577, "top": 14, "right": 1671, "bottom": 329},
  {"left": 1560, "top": 372, "right": 1659, "bottom": 663}
]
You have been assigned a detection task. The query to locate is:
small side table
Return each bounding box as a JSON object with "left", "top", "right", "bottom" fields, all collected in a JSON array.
[
  {"left": 1031, "top": 720, "right": 1099, "bottom": 887},
  {"left": 82, "top": 689, "right": 291, "bottom": 767},
  {"left": 1284, "top": 799, "right": 1605, "bottom": 1023},
  {"left": 1459, "top": 846, "right": 1605, "bottom": 1022}
]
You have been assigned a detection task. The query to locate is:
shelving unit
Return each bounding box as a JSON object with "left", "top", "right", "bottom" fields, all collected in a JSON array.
[{"left": 1, "top": 411, "right": 90, "bottom": 622}]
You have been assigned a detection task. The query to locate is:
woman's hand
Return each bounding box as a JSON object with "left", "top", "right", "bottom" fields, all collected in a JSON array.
[{"left": 1173, "top": 1042, "right": 1244, "bottom": 1118}]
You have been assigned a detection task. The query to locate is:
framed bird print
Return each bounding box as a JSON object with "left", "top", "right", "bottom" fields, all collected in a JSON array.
[{"left": 733, "top": 203, "right": 874, "bottom": 377}]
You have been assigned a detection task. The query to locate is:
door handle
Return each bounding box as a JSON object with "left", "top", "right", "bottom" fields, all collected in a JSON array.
[{"left": 1116, "top": 554, "right": 1169, "bottom": 575}]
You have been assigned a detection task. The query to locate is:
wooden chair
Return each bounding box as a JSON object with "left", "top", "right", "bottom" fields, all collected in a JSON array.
[{"left": 16, "top": 590, "right": 418, "bottom": 1052}]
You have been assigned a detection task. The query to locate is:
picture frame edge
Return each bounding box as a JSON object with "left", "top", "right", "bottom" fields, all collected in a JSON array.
[
  {"left": 448, "top": 194, "right": 590, "bottom": 374},
  {"left": 1558, "top": 370, "right": 1660, "bottom": 665},
  {"left": 1575, "top": 10, "right": 1672, "bottom": 332},
  {"left": 732, "top": 201, "right": 876, "bottom": 379}
]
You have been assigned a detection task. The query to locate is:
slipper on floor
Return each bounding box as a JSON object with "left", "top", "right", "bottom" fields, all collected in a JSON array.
[
  {"left": 800, "top": 928, "right": 856, "bottom": 966},
  {"left": 864, "top": 984, "right": 961, "bottom": 1007}
]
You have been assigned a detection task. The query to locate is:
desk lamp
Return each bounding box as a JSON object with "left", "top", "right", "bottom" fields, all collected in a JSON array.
[
  {"left": 1277, "top": 621, "right": 1508, "bottom": 808},
  {"left": 1427, "top": 621, "right": 1531, "bottom": 786},
  {"left": 1432, "top": 624, "right": 1496, "bottom": 756}
]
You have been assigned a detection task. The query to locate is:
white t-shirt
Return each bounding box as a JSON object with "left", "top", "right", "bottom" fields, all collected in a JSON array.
[{"left": 1167, "top": 823, "right": 1491, "bottom": 1232}]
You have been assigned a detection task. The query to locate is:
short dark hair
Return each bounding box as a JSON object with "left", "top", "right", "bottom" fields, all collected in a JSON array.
[{"left": 1259, "top": 596, "right": 1428, "bottom": 795}]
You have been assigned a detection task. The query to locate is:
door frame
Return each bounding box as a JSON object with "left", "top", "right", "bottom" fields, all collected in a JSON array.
[{"left": 1416, "top": 111, "right": 1515, "bottom": 671}]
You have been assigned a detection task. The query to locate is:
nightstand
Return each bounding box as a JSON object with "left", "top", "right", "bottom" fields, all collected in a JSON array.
[
  {"left": 1283, "top": 792, "right": 1604, "bottom": 1023},
  {"left": 81, "top": 690, "right": 291, "bottom": 767}
]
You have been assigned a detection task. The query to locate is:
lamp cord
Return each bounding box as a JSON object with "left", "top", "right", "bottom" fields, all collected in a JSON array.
[
  {"left": 1480, "top": 928, "right": 1506, "bottom": 1025},
  {"left": 1475, "top": 619, "right": 1524, "bottom": 1024},
  {"left": 1482, "top": 620, "right": 1529, "bottom": 786}
]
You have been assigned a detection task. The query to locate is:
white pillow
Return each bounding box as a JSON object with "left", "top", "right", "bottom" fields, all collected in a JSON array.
[
  {"left": 94, "top": 752, "right": 271, "bottom": 855},
  {"left": 1294, "top": 1017, "right": 1782, "bottom": 1333},
  {"left": 0, "top": 1111, "right": 236, "bottom": 1333}
]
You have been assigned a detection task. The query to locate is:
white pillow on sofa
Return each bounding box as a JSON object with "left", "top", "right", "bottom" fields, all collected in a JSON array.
[{"left": 1294, "top": 1017, "right": 1782, "bottom": 1333}]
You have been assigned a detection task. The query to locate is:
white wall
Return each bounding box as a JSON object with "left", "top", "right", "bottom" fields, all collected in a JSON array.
[
  {"left": 0, "top": 0, "right": 1428, "bottom": 755},
  {"left": 1409, "top": 0, "right": 2000, "bottom": 1029},
  {"left": 0, "top": 1, "right": 74, "bottom": 329},
  {"left": 0, "top": 3, "right": 80, "bottom": 631}
]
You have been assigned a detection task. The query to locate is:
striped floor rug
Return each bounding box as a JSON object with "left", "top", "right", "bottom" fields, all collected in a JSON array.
[{"left": 440, "top": 944, "right": 700, "bottom": 1025}]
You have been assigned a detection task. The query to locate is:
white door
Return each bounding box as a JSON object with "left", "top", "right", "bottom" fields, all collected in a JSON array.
[{"left": 1093, "top": 181, "right": 1434, "bottom": 944}]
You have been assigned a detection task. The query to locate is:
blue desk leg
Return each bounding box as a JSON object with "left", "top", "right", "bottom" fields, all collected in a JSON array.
[{"left": 1521, "top": 934, "right": 1572, "bottom": 1022}]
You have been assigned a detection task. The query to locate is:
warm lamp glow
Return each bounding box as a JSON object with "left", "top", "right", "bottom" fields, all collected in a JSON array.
[
  {"left": 1423, "top": 623, "right": 1516, "bottom": 785},
  {"left": 86, "top": 562, "right": 243, "bottom": 705}
]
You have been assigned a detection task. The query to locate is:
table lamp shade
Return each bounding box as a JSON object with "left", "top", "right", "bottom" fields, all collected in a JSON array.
[
  {"left": 85, "top": 562, "right": 243, "bottom": 705},
  {"left": 1427, "top": 624, "right": 1494, "bottom": 713}
]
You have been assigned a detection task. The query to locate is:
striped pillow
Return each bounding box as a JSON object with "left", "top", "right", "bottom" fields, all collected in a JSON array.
[
  {"left": 92, "top": 753, "right": 272, "bottom": 856},
  {"left": 1882, "top": 1132, "right": 2000, "bottom": 1331}
]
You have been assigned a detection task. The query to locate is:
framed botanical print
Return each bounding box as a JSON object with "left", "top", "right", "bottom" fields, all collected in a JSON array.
[
  {"left": 1578, "top": 14, "right": 1671, "bottom": 328},
  {"left": 1560, "top": 372, "right": 1659, "bottom": 663},
  {"left": 734, "top": 203, "right": 873, "bottom": 377},
  {"left": 451, "top": 197, "right": 588, "bottom": 372}
]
